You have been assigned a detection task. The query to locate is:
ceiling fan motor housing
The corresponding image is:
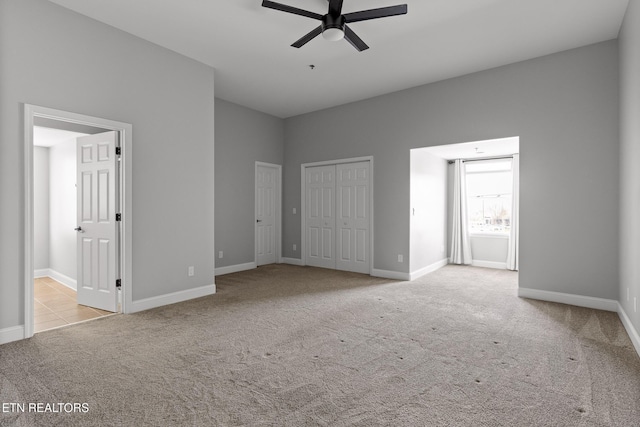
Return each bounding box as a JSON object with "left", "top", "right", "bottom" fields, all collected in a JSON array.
[{"left": 322, "top": 14, "right": 346, "bottom": 40}]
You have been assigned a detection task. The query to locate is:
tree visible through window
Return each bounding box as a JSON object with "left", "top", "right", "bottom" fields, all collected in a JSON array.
[{"left": 465, "top": 159, "right": 513, "bottom": 234}]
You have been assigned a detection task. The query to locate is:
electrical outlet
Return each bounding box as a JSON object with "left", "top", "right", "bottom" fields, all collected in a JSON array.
[
  {"left": 293, "top": 208, "right": 297, "bottom": 215},
  {"left": 218, "top": 251, "right": 223, "bottom": 259},
  {"left": 398, "top": 254, "right": 403, "bottom": 263},
  {"left": 188, "top": 266, "right": 194, "bottom": 277},
  {"left": 293, "top": 244, "right": 297, "bottom": 251}
]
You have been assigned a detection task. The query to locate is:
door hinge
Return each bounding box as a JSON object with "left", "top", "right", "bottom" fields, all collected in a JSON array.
[
  {"left": 116, "top": 213, "right": 122, "bottom": 221},
  {"left": 116, "top": 279, "right": 121, "bottom": 289},
  {"left": 115, "top": 147, "right": 121, "bottom": 155}
]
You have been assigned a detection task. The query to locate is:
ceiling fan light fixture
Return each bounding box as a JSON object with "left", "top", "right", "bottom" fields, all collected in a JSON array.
[
  {"left": 321, "top": 14, "right": 346, "bottom": 41},
  {"left": 261, "top": 1, "right": 408, "bottom": 52},
  {"left": 322, "top": 27, "right": 344, "bottom": 41}
]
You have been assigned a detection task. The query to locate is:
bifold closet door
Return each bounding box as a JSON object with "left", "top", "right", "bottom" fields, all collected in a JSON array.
[
  {"left": 306, "top": 165, "right": 336, "bottom": 269},
  {"left": 305, "top": 161, "right": 370, "bottom": 273},
  {"left": 336, "top": 162, "right": 370, "bottom": 274}
]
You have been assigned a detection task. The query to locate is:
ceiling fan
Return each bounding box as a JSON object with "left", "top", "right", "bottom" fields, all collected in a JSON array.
[{"left": 261, "top": 0, "right": 408, "bottom": 52}]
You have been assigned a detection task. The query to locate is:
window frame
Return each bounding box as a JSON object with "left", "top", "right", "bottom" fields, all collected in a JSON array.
[{"left": 464, "top": 158, "right": 513, "bottom": 237}]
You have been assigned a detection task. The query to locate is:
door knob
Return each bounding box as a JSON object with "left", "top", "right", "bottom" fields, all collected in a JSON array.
[
  {"left": 74, "top": 226, "right": 84, "bottom": 233},
  {"left": 256, "top": 219, "right": 262, "bottom": 223}
]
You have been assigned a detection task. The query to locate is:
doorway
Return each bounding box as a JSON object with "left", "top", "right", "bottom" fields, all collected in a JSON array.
[
  {"left": 24, "top": 104, "right": 133, "bottom": 338},
  {"left": 33, "top": 125, "right": 115, "bottom": 332},
  {"left": 412, "top": 136, "right": 519, "bottom": 275},
  {"left": 255, "top": 162, "right": 282, "bottom": 266}
]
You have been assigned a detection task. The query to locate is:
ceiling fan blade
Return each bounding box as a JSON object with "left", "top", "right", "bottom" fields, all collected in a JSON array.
[
  {"left": 262, "top": 0, "right": 323, "bottom": 20},
  {"left": 344, "top": 4, "right": 407, "bottom": 23},
  {"left": 292, "top": 25, "right": 323, "bottom": 48},
  {"left": 344, "top": 25, "right": 369, "bottom": 52},
  {"left": 328, "top": 0, "right": 344, "bottom": 17}
]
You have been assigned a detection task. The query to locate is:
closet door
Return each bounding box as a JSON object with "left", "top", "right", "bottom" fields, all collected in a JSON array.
[
  {"left": 306, "top": 165, "right": 336, "bottom": 269},
  {"left": 336, "top": 162, "right": 370, "bottom": 274}
]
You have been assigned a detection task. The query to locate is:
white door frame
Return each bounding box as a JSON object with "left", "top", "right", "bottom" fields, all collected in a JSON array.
[
  {"left": 300, "top": 156, "right": 374, "bottom": 275},
  {"left": 23, "top": 104, "right": 133, "bottom": 338},
  {"left": 255, "top": 162, "right": 282, "bottom": 265}
]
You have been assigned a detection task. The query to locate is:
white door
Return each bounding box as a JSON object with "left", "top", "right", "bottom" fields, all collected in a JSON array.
[
  {"left": 306, "top": 165, "right": 336, "bottom": 269},
  {"left": 76, "top": 131, "right": 119, "bottom": 312},
  {"left": 336, "top": 162, "right": 370, "bottom": 274},
  {"left": 256, "top": 164, "right": 278, "bottom": 266}
]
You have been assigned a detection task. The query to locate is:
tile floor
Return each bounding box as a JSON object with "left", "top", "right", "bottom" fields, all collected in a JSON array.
[{"left": 34, "top": 277, "right": 114, "bottom": 333}]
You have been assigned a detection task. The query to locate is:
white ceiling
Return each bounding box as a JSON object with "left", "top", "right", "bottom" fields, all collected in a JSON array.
[
  {"left": 34, "top": 126, "right": 87, "bottom": 147},
  {"left": 419, "top": 136, "right": 519, "bottom": 160},
  {"left": 47, "top": 0, "right": 629, "bottom": 118}
]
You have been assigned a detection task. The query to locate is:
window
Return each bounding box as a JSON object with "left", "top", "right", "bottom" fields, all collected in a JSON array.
[{"left": 465, "top": 159, "right": 513, "bottom": 235}]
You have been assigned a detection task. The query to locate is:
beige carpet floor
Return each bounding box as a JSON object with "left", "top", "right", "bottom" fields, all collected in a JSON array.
[{"left": 1, "top": 264, "right": 639, "bottom": 426}]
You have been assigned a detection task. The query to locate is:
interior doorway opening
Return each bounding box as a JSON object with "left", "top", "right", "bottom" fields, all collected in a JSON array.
[
  {"left": 410, "top": 136, "right": 519, "bottom": 278},
  {"left": 24, "top": 105, "right": 133, "bottom": 339},
  {"left": 32, "top": 124, "right": 116, "bottom": 332}
]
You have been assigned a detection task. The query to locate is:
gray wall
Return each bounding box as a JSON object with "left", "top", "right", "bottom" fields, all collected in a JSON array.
[
  {"left": 0, "top": 0, "right": 215, "bottom": 331},
  {"left": 33, "top": 147, "right": 49, "bottom": 271},
  {"left": 215, "top": 98, "right": 284, "bottom": 269},
  {"left": 619, "top": 0, "right": 640, "bottom": 331},
  {"left": 410, "top": 149, "right": 448, "bottom": 273},
  {"left": 49, "top": 139, "right": 77, "bottom": 280},
  {"left": 469, "top": 236, "right": 509, "bottom": 266},
  {"left": 284, "top": 40, "right": 619, "bottom": 300}
]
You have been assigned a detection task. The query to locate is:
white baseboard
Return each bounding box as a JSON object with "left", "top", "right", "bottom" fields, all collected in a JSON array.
[
  {"left": 215, "top": 262, "right": 256, "bottom": 276},
  {"left": 472, "top": 260, "right": 507, "bottom": 270},
  {"left": 617, "top": 303, "right": 640, "bottom": 358},
  {"left": 410, "top": 258, "right": 448, "bottom": 281},
  {"left": 282, "top": 257, "right": 304, "bottom": 266},
  {"left": 518, "top": 287, "right": 618, "bottom": 312},
  {"left": 48, "top": 269, "right": 77, "bottom": 291},
  {"left": 371, "top": 269, "right": 410, "bottom": 281},
  {"left": 0, "top": 326, "right": 25, "bottom": 345},
  {"left": 34, "top": 268, "right": 49, "bottom": 278},
  {"left": 33, "top": 269, "right": 77, "bottom": 290},
  {"left": 129, "top": 284, "right": 216, "bottom": 313}
]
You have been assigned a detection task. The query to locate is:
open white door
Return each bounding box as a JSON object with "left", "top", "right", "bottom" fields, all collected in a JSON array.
[{"left": 76, "top": 131, "right": 119, "bottom": 312}]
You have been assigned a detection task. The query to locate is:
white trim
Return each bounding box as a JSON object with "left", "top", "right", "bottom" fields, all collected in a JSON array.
[
  {"left": 410, "top": 258, "right": 448, "bottom": 280},
  {"left": 24, "top": 104, "right": 134, "bottom": 341},
  {"left": 34, "top": 269, "right": 77, "bottom": 290},
  {"left": 618, "top": 303, "right": 640, "bottom": 358},
  {"left": 255, "top": 162, "right": 282, "bottom": 266},
  {"left": 371, "top": 269, "right": 410, "bottom": 281},
  {"left": 48, "top": 269, "right": 77, "bottom": 291},
  {"left": 300, "top": 156, "right": 374, "bottom": 275},
  {"left": 34, "top": 269, "right": 49, "bottom": 278},
  {"left": 518, "top": 288, "right": 618, "bottom": 312},
  {"left": 469, "top": 233, "right": 509, "bottom": 239},
  {"left": 282, "top": 257, "right": 304, "bottom": 266},
  {"left": 0, "top": 326, "right": 25, "bottom": 345},
  {"left": 302, "top": 156, "right": 375, "bottom": 169},
  {"left": 128, "top": 284, "right": 216, "bottom": 313},
  {"left": 215, "top": 262, "right": 257, "bottom": 276},
  {"left": 471, "top": 260, "right": 508, "bottom": 270}
]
